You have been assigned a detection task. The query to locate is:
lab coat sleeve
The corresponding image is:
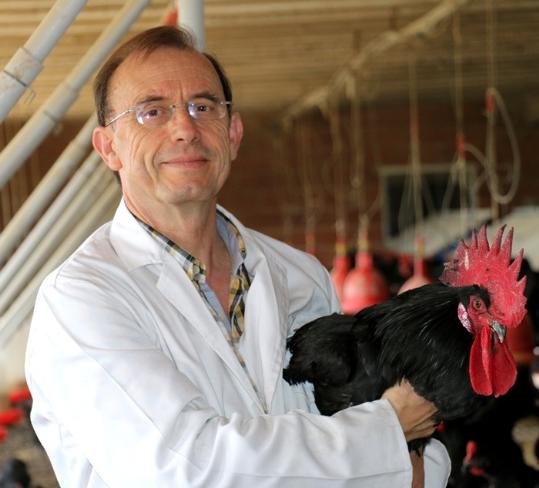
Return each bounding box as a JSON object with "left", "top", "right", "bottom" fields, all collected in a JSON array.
[
  {"left": 286, "top": 253, "right": 342, "bottom": 334},
  {"left": 27, "top": 271, "right": 449, "bottom": 488},
  {"left": 287, "top": 255, "right": 450, "bottom": 487}
]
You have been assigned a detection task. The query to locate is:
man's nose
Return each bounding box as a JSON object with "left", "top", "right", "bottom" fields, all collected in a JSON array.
[{"left": 167, "top": 105, "right": 199, "bottom": 143}]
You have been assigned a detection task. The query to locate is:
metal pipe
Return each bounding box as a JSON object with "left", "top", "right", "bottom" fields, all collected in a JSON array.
[
  {"left": 0, "top": 115, "right": 97, "bottom": 263},
  {"left": 0, "top": 154, "right": 108, "bottom": 309},
  {"left": 282, "top": 0, "right": 472, "bottom": 124},
  {"left": 0, "top": 165, "right": 111, "bottom": 315},
  {"left": 178, "top": 0, "right": 205, "bottom": 51},
  {"left": 0, "top": 181, "right": 121, "bottom": 347},
  {"left": 0, "top": 0, "right": 88, "bottom": 123},
  {"left": 0, "top": 0, "right": 151, "bottom": 190}
]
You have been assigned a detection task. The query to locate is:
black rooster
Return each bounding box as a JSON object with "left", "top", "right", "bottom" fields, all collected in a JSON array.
[{"left": 284, "top": 226, "right": 527, "bottom": 453}]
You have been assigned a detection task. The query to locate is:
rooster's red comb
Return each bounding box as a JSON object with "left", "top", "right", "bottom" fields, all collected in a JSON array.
[{"left": 440, "top": 225, "right": 527, "bottom": 329}]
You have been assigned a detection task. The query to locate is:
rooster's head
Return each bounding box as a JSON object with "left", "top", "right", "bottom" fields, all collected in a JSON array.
[{"left": 441, "top": 225, "right": 527, "bottom": 397}]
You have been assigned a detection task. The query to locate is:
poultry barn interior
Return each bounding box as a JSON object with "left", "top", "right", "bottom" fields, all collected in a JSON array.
[{"left": 1, "top": 0, "right": 539, "bottom": 486}]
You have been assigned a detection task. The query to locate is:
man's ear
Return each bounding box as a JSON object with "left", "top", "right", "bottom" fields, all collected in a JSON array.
[
  {"left": 92, "top": 126, "right": 122, "bottom": 171},
  {"left": 228, "top": 112, "right": 243, "bottom": 161}
]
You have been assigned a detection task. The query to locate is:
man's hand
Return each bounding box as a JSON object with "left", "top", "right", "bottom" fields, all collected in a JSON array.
[{"left": 381, "top": 380, "right": 437, "bottom": 442}]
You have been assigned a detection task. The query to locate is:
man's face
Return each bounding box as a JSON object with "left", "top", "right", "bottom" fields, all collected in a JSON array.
[{"left": 93, "top": 47, "right": 242, "bottom": 214}]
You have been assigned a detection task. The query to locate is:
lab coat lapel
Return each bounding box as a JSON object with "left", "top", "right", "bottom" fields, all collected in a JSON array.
[
  {"left": 241, "top": 250, "right": 289, "bottom": 412},
  {"left": 110, "top": 200, "right": 289, "bottom": 411},
  {"left": 156, "top": 252, "right": 265, "bottom": 410}
]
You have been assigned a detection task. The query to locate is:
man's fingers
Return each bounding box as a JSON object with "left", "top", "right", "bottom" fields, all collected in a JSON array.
[
  {"left": 381, "top": 380, "right": 441, "bottom": 443},
  {"left": 406, "top": 417, "right": 438, "bottom": 441},
  {"left": 412, "top": 417, "right": 437, "bottom": 432}
]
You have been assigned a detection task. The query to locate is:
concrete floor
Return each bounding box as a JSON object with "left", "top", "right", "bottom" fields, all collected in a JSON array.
[{"left": 0, "top": 413, "right": 58, "bottom": 488}]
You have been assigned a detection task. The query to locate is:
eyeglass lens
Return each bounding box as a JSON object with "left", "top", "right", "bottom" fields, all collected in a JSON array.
[{"left": 136, "top": 99, "right": 228, "bottom": 127}]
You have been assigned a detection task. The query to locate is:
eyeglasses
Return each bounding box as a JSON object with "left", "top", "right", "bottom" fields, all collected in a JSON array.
[{"left": 105, "top": 98, "right": 232, "bottom": 128}]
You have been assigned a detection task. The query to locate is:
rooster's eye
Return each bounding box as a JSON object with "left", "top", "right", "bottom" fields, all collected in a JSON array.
[{"left": 472, "top": 298, "right": 483, "bottom": 310}]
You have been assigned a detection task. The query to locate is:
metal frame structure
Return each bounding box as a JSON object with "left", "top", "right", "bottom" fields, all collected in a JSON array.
[
  {"left": 0, "top": 115, "right": 97, "bottom": 262},
  {"left": 0, "top": 1, "right": 206, "bottom": 362},
  {"left": 0, "top": 0, "right": 88, "bottom": 123},
  {"left": 0, "top": 0, "right": 152, "bottom": 189}
]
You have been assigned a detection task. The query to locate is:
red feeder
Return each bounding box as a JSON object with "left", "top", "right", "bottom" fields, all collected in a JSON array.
[
  {"left": 0, "top": 426, "right": 7, "bottom": 442},
  {"left": 9, "top": 385, "right": 32, "bottom": 405},
  {"left": 463, "top": 440, "right": 485, "bottom": 477},
  {"left": 161, "top": 8, "right": 178, "bottom": 26},
  {"left": 398, "top": 253, "right": 413, "bottom": 279},
  {"left": 330, "top": 238, "right": 349, "bottom": 305},
  {"left": 331, "top": 255, "right": 349, "bottom": 305},
  {"left": 398, "top": 256, "right": 432, "bottom": 294},
  {"left": 0, "top": 408, "right": 24, "bottom": 426},
  {"left": 341, "top": 251, "right": 389, "bottom": 314}
]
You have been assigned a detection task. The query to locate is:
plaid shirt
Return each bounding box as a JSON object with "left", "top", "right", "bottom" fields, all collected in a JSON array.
[{"left": 133, "top": 210, "right": 266, "bottom": 411}]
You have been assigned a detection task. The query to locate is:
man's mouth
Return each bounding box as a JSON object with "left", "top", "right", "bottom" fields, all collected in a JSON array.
[{"left": 162, "top": 155, "right": 208, "bottom": 166}]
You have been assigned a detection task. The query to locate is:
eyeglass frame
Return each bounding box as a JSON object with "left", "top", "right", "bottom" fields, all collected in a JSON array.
[{"left": 104, "top": 98, "right": 233, "bottom": 128}]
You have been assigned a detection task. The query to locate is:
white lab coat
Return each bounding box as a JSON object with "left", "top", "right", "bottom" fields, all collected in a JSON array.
[{"left": 26, "top": 200, "right": 450, "bottom": 487}]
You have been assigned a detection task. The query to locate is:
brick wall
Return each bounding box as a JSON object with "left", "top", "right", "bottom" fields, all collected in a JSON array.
[
  {"left": 2, "top": 94, "right": 536, "bottom": 270},
  {"left": 220, "top": 96, "right": 539, "bottom": 269}
]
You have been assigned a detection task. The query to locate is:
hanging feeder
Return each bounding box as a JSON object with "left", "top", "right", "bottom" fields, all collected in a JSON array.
[
  {"left": 330, "top": 236, "right": 350, "bottom": 303},
  {"left": 398, "top": 237, "right": 433, "bottom": 293},
  {"left": 161, "top": 7, "right": 178, "bottom": 26},
  {"left": 397, "top": 55, "right": 432, "bottom": 296},
  {"left": 341, "top": 226, "right": 389, "bottom": 314},
  {"left": 0, "top": 408, "right": 23, "bottom": 426},
  {"left": 8, "top": 385, "right": 32, "bottom": 405},
  {"left": 161, "top": 1, "right": 178, "bottom": 26},
  {"left": 398, "top": 256, "right": 432, "bottom": 293},
  {"left": 322, "top": 99, "right": 349, "bottom": 300},
  {"left": 341, "top": 251, "right": 390, "bottom": 314},
  {"left": 338, "top": 77, "right": 389, "bottom": 313}
]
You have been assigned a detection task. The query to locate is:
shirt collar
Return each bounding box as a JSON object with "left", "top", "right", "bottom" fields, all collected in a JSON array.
[{"left": 130, "top": 209, "right": 248, "bottom": 279}]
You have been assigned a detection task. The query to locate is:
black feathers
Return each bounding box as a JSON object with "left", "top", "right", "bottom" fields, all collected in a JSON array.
[{"left": 284, "top": 283, "right": 489, "bottom": 449}]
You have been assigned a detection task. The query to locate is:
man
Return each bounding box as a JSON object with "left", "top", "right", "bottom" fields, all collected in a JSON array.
[{"left": 26, "top": 26, "right": 449, "bottom": 487}]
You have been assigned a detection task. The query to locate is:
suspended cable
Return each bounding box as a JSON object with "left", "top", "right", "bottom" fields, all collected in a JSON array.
[
  {"left": 327, "top": 104, "right": 347, "bottom": 253},
  {"left": 404, "top": 51, "right": 434, "bottom": 286},
  {"left": 408, "top": 54, "right": 424, "bottom": 234},
  {"left": 347, "top": 76, "right": 369, "bottom": 253},
  {"left": 484, "top": 87, "right": 521, "bottom": 206},
  {"left": 296, "top": 121, "right": 317, "bottom": 255},
  {"left": 282, "top": 0, "right": 472, "bottom": 125},
  {"left": 273, "top": 130, "right": 297, "bottom": 246},
  {"left": 484, "top": 0, "right": 499, "bottom": 219},
  {"left": 482, "top": 0, "right": 521, "bottom": 210},
  {"left": 441, "top": 10, "right": 472, "bottom": 233},
  {"left": 454, "top": 10, "right": 471, "bottom": 229}
]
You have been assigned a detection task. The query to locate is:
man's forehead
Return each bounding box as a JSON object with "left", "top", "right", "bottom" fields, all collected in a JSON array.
[{"left": 108, "top": 48, "right": 223, "bottom": 102}]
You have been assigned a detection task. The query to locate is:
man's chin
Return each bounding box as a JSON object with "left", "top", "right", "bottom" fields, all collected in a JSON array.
[{"left": 156, "top": 185, "right": 214, "bottom": 206}]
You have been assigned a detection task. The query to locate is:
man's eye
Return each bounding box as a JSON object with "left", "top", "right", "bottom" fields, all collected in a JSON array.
[
  {"left": 193, "top": 101, "right": 216, "bottom": 113},
  {"left": 194, "top": 103, "right": 210, "bottom": 112},
  {"left": 141, "top": 106, "right": 166, "bottom": 119}
]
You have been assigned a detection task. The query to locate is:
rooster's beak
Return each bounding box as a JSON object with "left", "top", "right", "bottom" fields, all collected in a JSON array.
[{"left": 489, "top": 320, "right": 507, "bottom": 343}]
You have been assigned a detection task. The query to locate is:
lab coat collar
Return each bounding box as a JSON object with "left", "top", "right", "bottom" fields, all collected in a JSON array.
[
  {"left": 109, "top": 200, "right": 163, "bottom": 271},
  {"left": 109, "top": 200, "right": 289, "bottom": 413}
]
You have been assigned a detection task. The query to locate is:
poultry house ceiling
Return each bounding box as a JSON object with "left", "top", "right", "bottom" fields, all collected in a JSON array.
[{"left": 0, "top": 0, "right": 538, "bottom": 119}]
